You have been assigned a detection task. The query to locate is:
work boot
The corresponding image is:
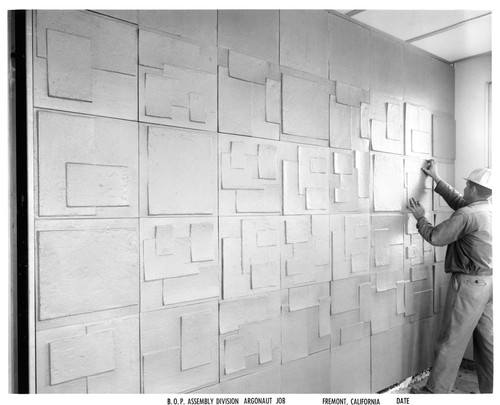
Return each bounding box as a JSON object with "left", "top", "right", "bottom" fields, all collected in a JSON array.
[{"left": 409, "top": 385, "right": 432, "bottom": 394}]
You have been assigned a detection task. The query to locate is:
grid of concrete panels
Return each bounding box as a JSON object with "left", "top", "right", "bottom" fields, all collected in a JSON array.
[{"left": 31, "top": 9, "right": 455, "bottom": 393}]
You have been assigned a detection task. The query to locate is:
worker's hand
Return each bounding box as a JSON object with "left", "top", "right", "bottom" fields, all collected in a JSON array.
[
  {"left": 421, "top": 159, "right": 442, "bottom": 183},
  {"left": 407, "top": 198, "right": 426, "bottom": 221}
]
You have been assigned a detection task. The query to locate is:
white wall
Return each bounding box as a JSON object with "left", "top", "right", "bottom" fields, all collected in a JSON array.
[{"left": 454, "top": 53, "right": 492, "bottom": 190}]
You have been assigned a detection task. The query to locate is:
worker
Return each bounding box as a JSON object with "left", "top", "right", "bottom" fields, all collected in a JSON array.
[{"left": 406, "top": 160, "right": 492, "bottom": 394}]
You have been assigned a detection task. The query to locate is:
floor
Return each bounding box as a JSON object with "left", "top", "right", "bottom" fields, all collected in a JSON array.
[{"left": 385, "top": 359, "right": 480, "bottom": 394}]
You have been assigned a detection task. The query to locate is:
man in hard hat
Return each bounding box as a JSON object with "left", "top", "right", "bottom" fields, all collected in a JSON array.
[{"left": 407, "top": 160, "right": 492, "bottom": 394}]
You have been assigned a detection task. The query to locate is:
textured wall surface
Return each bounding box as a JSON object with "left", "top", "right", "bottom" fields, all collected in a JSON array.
[{"left": 30, "top": 10, "right": 456, "bottom": 393}]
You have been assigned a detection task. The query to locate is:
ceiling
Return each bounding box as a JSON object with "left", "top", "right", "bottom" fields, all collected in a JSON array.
[{"left": 333, "top": 10, "right": 491, "bottom": 64}]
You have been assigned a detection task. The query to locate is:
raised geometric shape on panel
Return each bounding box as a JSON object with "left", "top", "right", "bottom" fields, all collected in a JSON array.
[
  {"left": 228, "top": 51, "right": 269, "bottom": 84},
  {"left": 373, "top": 154, "right": 404, "bottom": 212},
  {"left": 331, "top": 275, "right": 370, "bottom": 315},
  {"left": 282, "top": 349, "right": 330, "bottom": 393},
  {"left": 370, "top": 287, "right": 404, "bottom": 335},
  {"left": 201, "top": 364, "right": 281, "bottom": 394},
  {"left": 139, "top": 29, "right": 216, "bottom": 74},
  {"left": 218, "top": 10, "right": 279, "bottom": 63},
  {"left": 181, "top": 312, "right": 213, "bottom": 371},
  {"left": 141, "top": 301, "right": 218, "bottom": 393},
  {"left": 370, "top": 31, "right": 403, "bottom": 99},
  {"left": 34, "top": 11, "right": 137, "bottom": 119},
  {"left": 288, "top": 282, "right": 330, "bottom": 312},
  {"left": 328, "top": 13, "right": 370, "bottom": 89},
  {"left": 360, "top": 103, "right": 371, "bottom": 140},
  {"left": 331, "top": 150, "right": 367, "bottom": 214},
  {"left": 144, "top": 73, "right": 174, "bottom": 118},
  {"left": 405, "top": 103, "right": 433, "bottom": 157},
  {"left": 283, "top": 145, "right": 330, "bottom": 215},
  {"left": 50, "top": 331, "right": 115, "bottom": 385},
  {"left": 219, "top": 134, "right": 281, "bottom": 215},
  {"left": 330, "top": 99, "right": 352, "bottom": 150},
  {"left": 281, "top": 301, "right": 330, "bottom": 364},
  {"left": 331, "top": 337, "right": 371, "bottom": 393},
  {"left": 37, "top": 110, "right": 138, "bottom": 217},
  {"left": 66, "top": 163, "right": 129, "bottom": 208},
  {"left": 336, "top": 81, "right": 364, "bottom": 108},
  {"left": 138, "top": 10, "right": 216, "bottom": 46},
  {"left": 36, "top": 10, "right": 137, "bottom": 75},
  {"left": 220, "top": 216, "right": 280, "bottom": 300},
  {"left": 282, "top": 74, "right": 330, "bottom": 145},
  {"left": 404, "top": 158, "right": 433, "bottom": 214},
  {"left": 140, "top": 64, "right": 217, "bottom": 131},
  {"left": 219, "top": 293, "right": 281, "bottom": 381},
  {"left": 371, "top": 215, "right": 405, "bottom": 274},
  {"left": 219, "top": 292, "right": 281, "bottom": 335},
  {"left": 370, "top": 92, "right": 404, "bottom": 155},
  {"left": 331, "top": 214, "right": 370, "bottom": 280},
  {"left": 146, "top": 126, "right": 217, "bottom": 215},
  {"left": 281, "top": 216, "right": 331, "bottom": 289},
  {"left": 141, "top": 217, "right": 219, "bottom": 311},
  {"left": 219, "top": 63, "right": 280, "bottom": 139},
  {"left": 38, "top": 226, "right": 138, "bottom": 321},
  {"left": 37, "top": 315, "right": 140, "bottom": 393},
  {"left": 433, "top": 113, "right": 456, "bottom": 160},
  {"left": 280, "top": 10, "right": 329, "bottom": 78},
  {"left": 47, "top": 30, "right": 92, "bottom": 102},
  {"left": 386, "top": 103, "right": 402, "bottom": 141}
]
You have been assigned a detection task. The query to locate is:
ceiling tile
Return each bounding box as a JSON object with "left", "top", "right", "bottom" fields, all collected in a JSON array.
[
  {"left": 411, "top": 14, "right": 491, "bottom": 62},
  {"left": 352, "top": 10, "right": 489, "bottom": 41}
]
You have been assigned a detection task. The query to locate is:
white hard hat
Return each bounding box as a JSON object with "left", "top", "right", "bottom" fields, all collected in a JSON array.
[{"left": 464, "top": 168, "right": 493, "bottom": 190}]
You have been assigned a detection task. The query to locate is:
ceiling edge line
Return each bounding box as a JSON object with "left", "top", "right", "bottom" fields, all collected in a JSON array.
[
  {"left": 451, "top": 51, "right": 492, "bottom": 64},
  {"left": 345, "top": 10, "right": 365, "bottom": 17},
  {"left": 407, "top": 12, "right": 492, "bottom": 43},
  {"left": 326, "top": 9, "right": 452, "bottom": 65}
]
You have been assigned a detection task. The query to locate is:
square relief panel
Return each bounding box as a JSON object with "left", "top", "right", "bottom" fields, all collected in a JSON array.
[
  {"left": 373, "top": 153, "right": 404, "bottom": 212},
  {"left": 36, "top": 219, "right": 139, "bottom": 325},
  {"left": 282, "top": 144, "right": 330, "bottom": 215},
  {"left": 219, "top": 134, "right": 281, "bottom": 215},
  {"left": 281, "top": 215, "right": 331, "bottom": 289},
  {"left": 140, "top": 125, "right": 217, "bottom": 216},
  {"left": 331, "top": 149, "right": 370, "bottom": 214},
  {"left": 281, "top": 284, "right": 331, "bottom": 364},
  {"left": 218, "top": 53, "right": 280, "bottom": 139},
  {"left": 141, "top": 301, "right": 219, "bottom": 393},
  {"left": 281, "top": 74, "right": 331, "bottom": 146},
  {"left": 36, "top": 110, "right": 138, "bottom": 218},
  {"left": 34, "top": 10, "right": 137, "bottom": 120},
  {"left": 404, "top": 158, "right": 433, "bottom": 214},
  {"left": 139, "top": 29, "right": 217, "bottom": 131},
  {"left": 331, "top": 214, "right": 370, "bottom": 280},
  {"left": 36, "top": 315, "right": 140, "bottom": 393},
  {"left": 220, "top": 216, "right": 280, "bottom": 300},
  {"left": 140, "top": 217, "right": 219, "bottom": 312},
  {"left": 280, "top": 10, "right": 329, "bottom": 78},
  {"left": 404, "top": 103, "right": 432, "bottom": 157},
  {"left": 219, "top": 292, "right": 281, "bottom": 381},
  {"left": 370, "top": 92, "right": 404, "bottom": 155}
]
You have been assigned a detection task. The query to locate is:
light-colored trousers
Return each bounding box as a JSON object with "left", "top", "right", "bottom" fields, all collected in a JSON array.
[{"left": 427, "top": 272, "right": 493, "bottom": 393}]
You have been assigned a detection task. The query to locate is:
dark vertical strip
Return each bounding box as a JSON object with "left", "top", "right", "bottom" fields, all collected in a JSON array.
[{"left": 12, "top": 9, "right": 29, "bottom": 394}]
